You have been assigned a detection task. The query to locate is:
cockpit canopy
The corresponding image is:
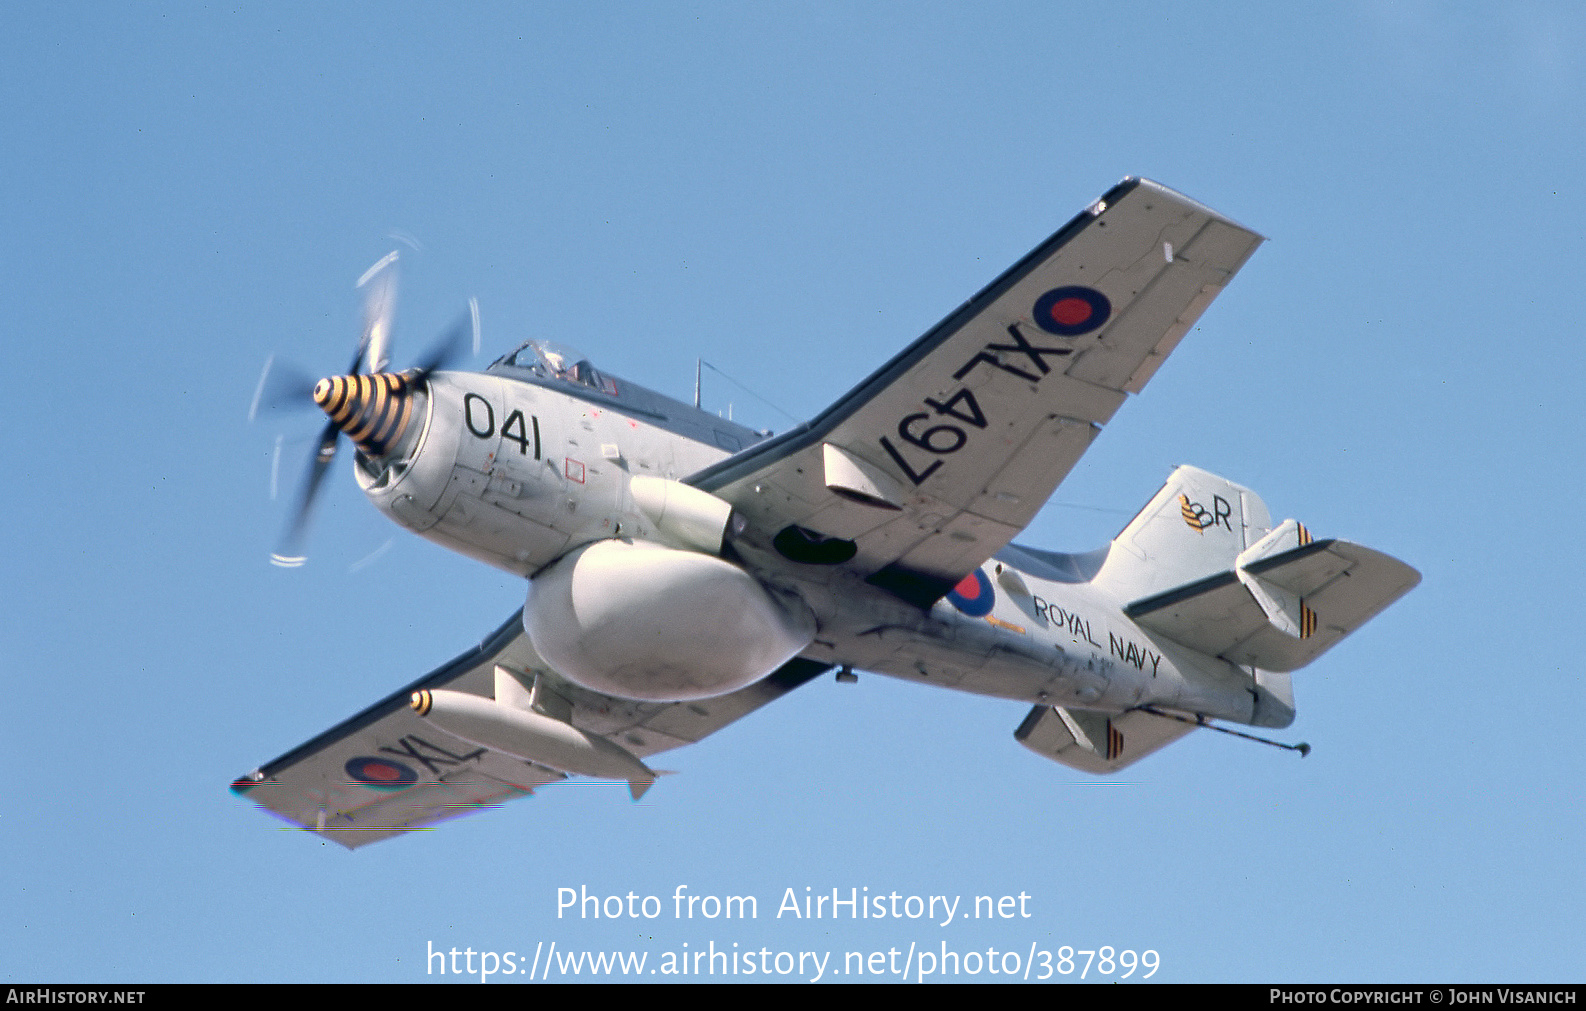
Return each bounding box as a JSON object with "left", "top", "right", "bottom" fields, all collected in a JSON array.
[{"left": 496, "top": 339, "right": 618, "bottom": 396}]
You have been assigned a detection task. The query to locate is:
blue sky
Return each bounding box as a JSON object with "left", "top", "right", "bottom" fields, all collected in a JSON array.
[{"left": 3, "top": 2, "right": 1582, "bottom": 983}]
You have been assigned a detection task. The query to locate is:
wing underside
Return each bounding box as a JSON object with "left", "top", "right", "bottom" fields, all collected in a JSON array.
[
  {"left": 690, "top": 178, "right": 1264, "bottom": 607},
  {"left": 231, "top": 611, "right": 831, "bottom": 849}
]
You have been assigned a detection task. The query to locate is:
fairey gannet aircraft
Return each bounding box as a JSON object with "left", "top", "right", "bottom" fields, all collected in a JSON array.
[{"left": 233, "top": 178, "right": 1418, "bottom": 848}]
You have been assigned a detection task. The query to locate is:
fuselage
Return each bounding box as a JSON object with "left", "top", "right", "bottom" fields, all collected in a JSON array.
[{"left": 345, "top": 344, "right": 1290, "bottom": 730}]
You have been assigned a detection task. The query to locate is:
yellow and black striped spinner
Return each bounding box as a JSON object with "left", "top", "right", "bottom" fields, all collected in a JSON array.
[
  {"left": 312, "top": 370, "right": 418, "bottom": 457},
  {"left": 410, "top": 690, "right": 433, "bottom": 716}
]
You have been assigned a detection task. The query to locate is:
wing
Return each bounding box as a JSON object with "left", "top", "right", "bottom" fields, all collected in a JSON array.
[
  {"left": 690, "top": 178, "right": 1263, "bottom": 607},
  {"left": 231, "top": 610, "right": 831, "bottom": 849}
]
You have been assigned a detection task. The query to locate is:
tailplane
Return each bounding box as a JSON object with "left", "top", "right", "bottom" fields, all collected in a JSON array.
[
  {"left": 1125, "top": 525, "right": 1420, "bottom": 673},
  {"left": 1017, "top": 465, "right": 1418, "bottom": 774},
  {"left": 1093, "top": 465, "right": 1420, "bottom": 674},
  {"left": 1015, "top": 705, "right": 1195, "bottom": 775}
]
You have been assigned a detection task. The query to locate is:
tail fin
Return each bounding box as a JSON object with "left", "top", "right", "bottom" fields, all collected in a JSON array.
[{"left": 1091, "top": 465, "right": 1272, "bottom": 600}]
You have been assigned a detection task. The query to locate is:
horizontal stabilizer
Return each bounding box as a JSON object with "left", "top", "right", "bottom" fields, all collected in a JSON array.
[
  {"left": 1125, "top": 527, "right": 1419, "bottom": 672},
  {"left": 1015, "top": 705, "right": 1195, "bottom": 774}
]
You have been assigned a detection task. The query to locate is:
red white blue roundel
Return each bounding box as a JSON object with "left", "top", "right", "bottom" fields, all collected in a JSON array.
[
  {"left": 1032, "top": 285, "right": 1111, "bottom": 336},
  {"left": 345, "top": 756, "right": 418, "bottom": 790},
  {"left": 947, "top": 568, "right": 995, "bottom": 617}
]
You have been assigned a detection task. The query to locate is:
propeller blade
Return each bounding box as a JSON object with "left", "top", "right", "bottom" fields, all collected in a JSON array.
[
  {"left": 248, "top": 355, "right": 320, "bottom": 420},
  {"left": 357, "top": 251, "right": 399, "bottom": 375},
  {"left": 262, "top": 256, "right": 468, "bottom": 569},
  {"left": 270, "top": 418, "right": 342, "bottom": 568},
  {"left": 410, "top": 299, "right": 478, "bottom": 378}
]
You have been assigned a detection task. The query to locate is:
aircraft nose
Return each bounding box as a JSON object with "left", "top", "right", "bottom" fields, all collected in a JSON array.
[{"left": 312, "top": 371, "right": 418, "bottom": 457}]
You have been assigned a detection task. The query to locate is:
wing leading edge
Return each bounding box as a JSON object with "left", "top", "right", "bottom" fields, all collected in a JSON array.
[
  {"left": 690, "top": 178, "right": 1263, "bottom": 607},
  {"left": 231, "top": 612, "right": 830, "bottom": 849}
]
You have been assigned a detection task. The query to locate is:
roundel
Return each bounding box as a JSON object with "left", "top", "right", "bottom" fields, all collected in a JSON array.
[
  {"left": 345, "top": 756, "right": 418, "bottom": 790},
  {"left": 946, "top": 568, "right": 995, "bottom": 617},
  {"left": 1032, "top": 286, "right": 1111, "bottom": 336}
]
